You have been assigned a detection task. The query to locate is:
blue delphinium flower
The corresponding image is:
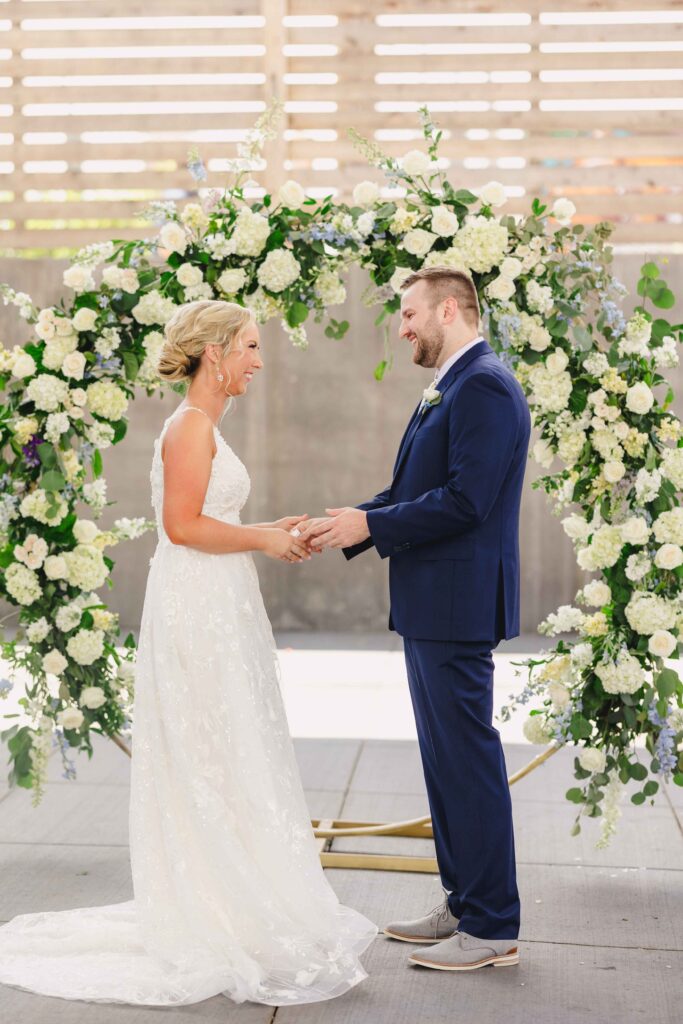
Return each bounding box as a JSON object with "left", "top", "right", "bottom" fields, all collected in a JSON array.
[{"left": 647, "top": 700, "right": 678, "bottom": 776}]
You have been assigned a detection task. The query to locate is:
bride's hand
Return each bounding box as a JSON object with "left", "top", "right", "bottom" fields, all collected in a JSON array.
[
  {"left": 273, "top": 513, "right": 309, "bottom": 532},
  {"left": 260, "top": 528, "right": 311, "bottom": 563}
]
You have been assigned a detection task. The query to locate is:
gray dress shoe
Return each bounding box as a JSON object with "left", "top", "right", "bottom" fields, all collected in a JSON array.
[
  {"left": 408, "top": 929, "right": 520, "bottom": 971},
  {"left": 384, "top": 892, "right": 460, "bottom": 944}
]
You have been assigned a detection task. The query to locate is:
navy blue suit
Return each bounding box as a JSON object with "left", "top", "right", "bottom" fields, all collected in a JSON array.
[{"left": 344, "top": 339, "right": 530, "bottom": 939}]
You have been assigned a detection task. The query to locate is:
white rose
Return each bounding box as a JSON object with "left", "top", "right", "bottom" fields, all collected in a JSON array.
[
  {"left": 176, "top": 262, "right": 203, "bottom": 288},
  {"left": 73, "top": 519, "right": 99, "bottom": 544},
  {"left": 486, "top": 275, "right": 516, "bottom": 302},
  {"left": 562, "top": 515, "right": 591, "bottom": 543},
  {"left": 620, "top": 516, "right": 650, "bottom": 546},
  {"left": 430, "top": 206, "right": 459, "bottom": 237},
  {"left": 402, "top": 228, "right": 437, "bottom": 257},
  {"left": 547, "top": 681, "right": 571, "bottom": 709},
  {"left": 278, "top": 179, "right": 306, "bottom": 207},
  {"left": 552, "top": 197, "right": 576, "bottom": 225},
  {"left": 43, "top": 554, "right": 68, "bottom": 580},
  {"left": 61, "top": 351, "right": 86, "bottom": 380},
  {"left": 12, "top": 352, "right": 36, "bottom": 379},
  {"left": 389, "top": 267, "right": 414, "bottom": 294},
  {"left": 655, "top": 544, "right": 683, "bottom": 570},
  {"left": 603, "top": 460, "right": 625, "bottom": 483},
  {"left": 400, "top": 149, "right": 432, "bottom": 177},
  {"left": 70, "top": 387, "right": 87, "bottom": 407},
  {"left": 500, "top": 256, "right": 522, "bottom": 280},
  {"left": 479, "top": 180, "right": 507, "bottom": 207},
  {"left": 57, "top": 707, "right": 84, "bottom": 731},
  {"left": 159, "top": 221, "right": 188, "bottom": 254},
  {"left": 217, "top": 267, "right": 247, "bottom": 295},
  {"left": 578, "top": 747, "right": 606, "bottom": 773},
  {"left": 352, "top": 180, "right": 380, "bottom": 208},
  {"left": 71, "top": 307, "right": 98, "bottom": 332},
  {"left": 79, "top": 685, "right": 107, "bottom": 710},
  {"left": 546, "top": 349, "right": 569, "bottom": 375},
  {"left": 42, "top": 649, "right": 68, "bottom": 676},
  {"left": 63, "top": 264, "right": 95, "bottom": 292},
  {"left": 583, "top": 580, "right": 611, "bottom": 608},
  {"left": 625, "top": 381, "right": 654, "bottom": 416},
  {"left": 648, "top": 630, "right": 677, "bottom": 658}
]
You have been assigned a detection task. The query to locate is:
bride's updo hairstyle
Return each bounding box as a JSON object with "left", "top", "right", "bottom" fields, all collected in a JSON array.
[{"left": 158, "top": 299, "right": 253, "bottom": 383}]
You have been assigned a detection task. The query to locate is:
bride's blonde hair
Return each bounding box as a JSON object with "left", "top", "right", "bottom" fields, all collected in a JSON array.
[{"left": 158, "top": 299, "right": 254, "bottom": 383}]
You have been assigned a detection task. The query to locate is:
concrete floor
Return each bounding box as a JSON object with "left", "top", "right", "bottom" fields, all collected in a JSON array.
[{"left": 0, "top": 735, "right": 681, "bottom": 1023}]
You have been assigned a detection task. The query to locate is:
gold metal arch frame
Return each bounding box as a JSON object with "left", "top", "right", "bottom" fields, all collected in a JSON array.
[{"left": 112, "top": 735, "right": 561, "bottom": 874}]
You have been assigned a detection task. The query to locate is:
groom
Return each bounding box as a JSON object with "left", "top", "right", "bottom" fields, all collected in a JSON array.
[{"left": 299, "top": 266, "right": 531, "bottom": 972}]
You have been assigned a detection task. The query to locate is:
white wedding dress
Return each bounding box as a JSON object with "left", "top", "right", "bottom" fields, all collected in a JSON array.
[{"left": 0, "top": 405, "right": 377, "bottom": 1006}]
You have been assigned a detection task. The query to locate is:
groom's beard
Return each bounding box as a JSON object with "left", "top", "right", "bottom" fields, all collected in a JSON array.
[{"left": 412, "top": 316, "right": 445, "bottom": 368}]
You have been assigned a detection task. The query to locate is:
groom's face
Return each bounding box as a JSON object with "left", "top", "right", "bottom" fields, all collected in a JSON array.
[{"left": 399, "top": 282, "right": 445, "bottom": 369}]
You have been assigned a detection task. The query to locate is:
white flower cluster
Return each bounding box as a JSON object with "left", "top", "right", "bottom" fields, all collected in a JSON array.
[
  {"left": 85, "top": 420, "right": 116, "bottom": 449},
  {"left": 257, "top": 249, "right": 301, "bottom": 292},
  {"left": 132, "top": 291, "right": 177, "bottom": 326},
  {"left": 523, "top": 715, "right": 554, "bottom": 744},
  {"left": 595, "top": 649, "right": 645, "bottom": 694},
  {"left": 101, "top": 265, "right": 139, "bottom": 293},
  {"left": 63, "top": 544, "right": 109, "bottom": 591},
  {"left": 314, "top": 269, "right": 346, "bottom": 306},
  {"left": 217, "top": 267, "right": 248, "bottom": 295},
  {"left": 625, "top": 592, "right": 677, "bottom": 635},
  {"left": 653, "top": 507, "right": 683, "bottom": 545},
  {"left": 14, "top": 533, "right": 48, "bottom": 570},
  {"left": 618, "top": 312, "right": 651, "bottom": 358},
  {"left": 66, "top": 628, "right": 105, "bottom": 666},
  {"left": 525, "top": 280, "right": 554, "bottom": 316},
  {"left": 528, "top": 362, "right": 572, "bottom": 415},
  {"left": 447, "top": 215, "right": 509, "bottom": 274},
  {"left": 6, "top": 562, "right": 41, "bottom": 605},
  {"left": 539, "top": 604, "right": 585, "bottom": 636},
  {"left": 225, "top": 207, "right": 271, "bottom": 257},
  {"left": 20, "top": 488, "right": 68, "bottom": 527},
  {"left": 25, "top": 374, "right": 69, "bottom": 412},
  {"left": 94, "top": 326, "right": 121, "bottom": 359},
  {"left": 86, "top": 381, "right": 129, "bottom": 421}
]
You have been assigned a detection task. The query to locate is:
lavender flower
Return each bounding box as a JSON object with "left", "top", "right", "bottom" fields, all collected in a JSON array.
[{"left": 21, "top": 434, "right": 44, "bottom": 469}]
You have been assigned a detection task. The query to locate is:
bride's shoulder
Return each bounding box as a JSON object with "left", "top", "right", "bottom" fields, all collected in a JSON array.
[{"left": 161, "top": 408, "right": 217, "bottom": 462}]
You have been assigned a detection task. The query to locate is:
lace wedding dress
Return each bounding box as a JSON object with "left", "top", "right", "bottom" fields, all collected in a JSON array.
[{"left": 0, "top": 405, "right": 377, "bottom": 1006}]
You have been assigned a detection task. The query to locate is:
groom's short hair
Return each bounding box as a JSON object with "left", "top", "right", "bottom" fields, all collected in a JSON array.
[{"left": 400, "top": 267, "right": 480, "bottom": 327}]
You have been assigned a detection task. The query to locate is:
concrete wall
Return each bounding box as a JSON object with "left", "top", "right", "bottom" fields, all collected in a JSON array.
[{"left": 1, "top": 256, "right": 681, "bottom": 635}]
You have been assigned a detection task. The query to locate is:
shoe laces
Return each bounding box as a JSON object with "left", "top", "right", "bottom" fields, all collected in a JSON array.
[{"left": 428, "top": 894, "right": 451, "bottom": 931}]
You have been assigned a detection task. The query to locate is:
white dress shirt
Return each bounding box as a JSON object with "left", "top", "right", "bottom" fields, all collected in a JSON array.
[{"left": 434, "top": 335, "right": 485, "bottom": 385}]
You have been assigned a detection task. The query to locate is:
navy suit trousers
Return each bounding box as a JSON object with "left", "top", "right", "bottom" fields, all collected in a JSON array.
[{"left": 403, "top": 637, "right": 520, "bottom": 940}]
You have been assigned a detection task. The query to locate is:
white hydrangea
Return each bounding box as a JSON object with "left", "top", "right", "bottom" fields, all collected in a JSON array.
[
  {"left": 248, "top": 287, "right": 281, "bottom": 324},
  {"left": 660, "top": 447, "right": 683, "bottom": 490},
  {"left": 94, "top": 326, "right": 121, "bottom": 359},
  {"left": 625, "top": 592, "right": 677, "bottom": 635},
  {"left": 257, "top": 249, "right": 301, "bottom": 292},
  {"left": 547, "top": 681, "right": 571, "bottom": 709},
  {"left": 6, "top": 562, "right": 42, "bottom": 605},
  {"left": 20, "top": 489, "right": 68, "bottom": 527},
  {"left": 132, "top": 291, "right": 177, "bottom": 326},
  {"left": 314, "top": 270, "right": 346, "bottom": 306},
  {"left": 25, "top": 374, "right": 70, "bottom": 412},
  {"left": 653, "top": 335, "right": 678, "bottom": 369},
  {"left": 525, "top": 280, "right": 554, "bottom": 316},
  {"left": 26, "top": 617, "right": 50, "bottom": 643},
  {"left": 578, "top": 747, "right": 607, "bottom": 773},
  {"left": 584, "top": 351, "right": 610, "bottom": 376},
  {"left": 183, "top": 281, "right": 213, "bottom": 302},
  {"left": 43, "top": 332, "right": 78, "bottom": 372},
  {"left": 86, "top": 381, "right": 129, "bottom": 421},
  {"left": 66, "top": 628, "right": 105, "bottom": 666},
  {"left": 217, "top": 267, "right": 247, "bottom": 295},
  {"left": 447, "top": 215, "right": 509, "bottom": 274},
  {"left": 586, "top": 525, "right": 623, "bottom": 569},
  {"left": 635, "top": 468, "right": 662, "bottom": 504},
  {"left": 12, "top": 415, "right": 39, "bottom": 445},
  {"left": 570, "top": 642, "right": 594, "bottom": 670},
  {"left": 620, "top": 516, "right": 650, "bottom": 546},
  {"left": 523, "top": 715, "right": 554, "bottom": 744},
  {"left": 528, "top": 364, "right": 572, "bottom": 414},
  {"left": 73, "top": 519, "right": 99, "bottom": 545},
  {"left": 595, "top": 649, "right": 645, "bottom": 695},
  {"left": 532, "top": 438, "right": 554, "bottom": 468},
  {"left": 430, "top": 206, "right": 459, "bottom": 237},
  {"left": 625, "top": 381, "right": 654, "bottom": 416},
  {"left": 79, "top": 685, "right": 107, "bottom": 709},
  {"left": 180, "top": 202, "right": 209, "bottom": 232},
  {"left": 654, "top": 544, "right": 683, "bottom": 570},
  {"left": 618, "top": 312, "right": 651, "bottom": 358},
  {"left": 85, "top": 421, "right": 116, "bottom": 449},
  {"left": 582, "top": 580, "right": 611, "bottom": 608},
  {"left": 44, "top": 412, "right": 70, "bottom": 444},
  {"left": 352, "top": 180, "right": 380, "bottom": 207},
  {"left": 229, "top": 208, "right": 271, "bottom": 257},
  {"left": 653, "top": 507, "right": 683, "bottom": 545},
  {"left": 356, "top": 211, "right": 376, "bottom": 237},
  {"left": 648, "top": 630, "right": 677, "bottom": 658},
  {"left": 14, "top": 534, "right": 48, "bottom": 571},
  {"left": 625, "top": 551, "right": 651, "bottom": 582},
  {"left": 63, "top": 544, "right": 109, "bottom": 590},
  {"left": 56, "top": 601, "right": 84, "bottom": 633},
  {"left": 540, "top": 604, "right": 585, "bottom": 636}
]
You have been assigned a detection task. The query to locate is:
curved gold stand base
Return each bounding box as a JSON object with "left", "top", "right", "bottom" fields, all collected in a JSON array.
[{"left": 112, "top": 732, "right": 561, "bottom": 873}]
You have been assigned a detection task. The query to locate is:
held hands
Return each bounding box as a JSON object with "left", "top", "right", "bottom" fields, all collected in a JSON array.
[
  {"left": 260, "top": 514, "right": 312, "bottom": 563},
  {"left": 296, "top": 508, "right": 370, "bottom": 551}
]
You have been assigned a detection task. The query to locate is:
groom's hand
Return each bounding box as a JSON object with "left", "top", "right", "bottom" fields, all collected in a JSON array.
[{"left": 304, "top": 508, "right": 370, "bottom": 550}]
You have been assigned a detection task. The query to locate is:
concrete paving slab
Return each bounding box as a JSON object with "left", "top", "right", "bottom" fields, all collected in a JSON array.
[
  {"left": 292, "top": 739, "right": 361, "bottom": 792},
  {"left": 0, "top": 783, "right": 130, "bottom": 846}
]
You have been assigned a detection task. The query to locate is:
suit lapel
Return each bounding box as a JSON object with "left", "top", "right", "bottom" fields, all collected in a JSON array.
[{"left": 391, "top": 340, "right": 493, "bottom": 483}]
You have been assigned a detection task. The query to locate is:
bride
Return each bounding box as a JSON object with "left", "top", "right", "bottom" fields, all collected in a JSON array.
[{"left": 0, "top": 299, "right": 377, "bottom": 1006}]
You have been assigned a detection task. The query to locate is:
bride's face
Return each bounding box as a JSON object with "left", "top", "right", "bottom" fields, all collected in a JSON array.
[{"left": 220, "top": 323, "right": 263, "bottom": 397}]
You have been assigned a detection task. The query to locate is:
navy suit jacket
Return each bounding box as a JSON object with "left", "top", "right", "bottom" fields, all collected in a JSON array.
[{"left": 344, "top": 340, "right": 531, "bottom": 643}]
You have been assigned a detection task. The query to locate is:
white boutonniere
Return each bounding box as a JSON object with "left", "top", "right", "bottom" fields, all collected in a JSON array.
[{"left": 421, "top": 386, "right": 442, "bottom": 414}]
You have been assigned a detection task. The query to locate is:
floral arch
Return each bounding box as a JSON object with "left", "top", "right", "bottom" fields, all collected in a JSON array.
[{"left": 1, "top": 106, "right": 681, "bottom": 845}]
